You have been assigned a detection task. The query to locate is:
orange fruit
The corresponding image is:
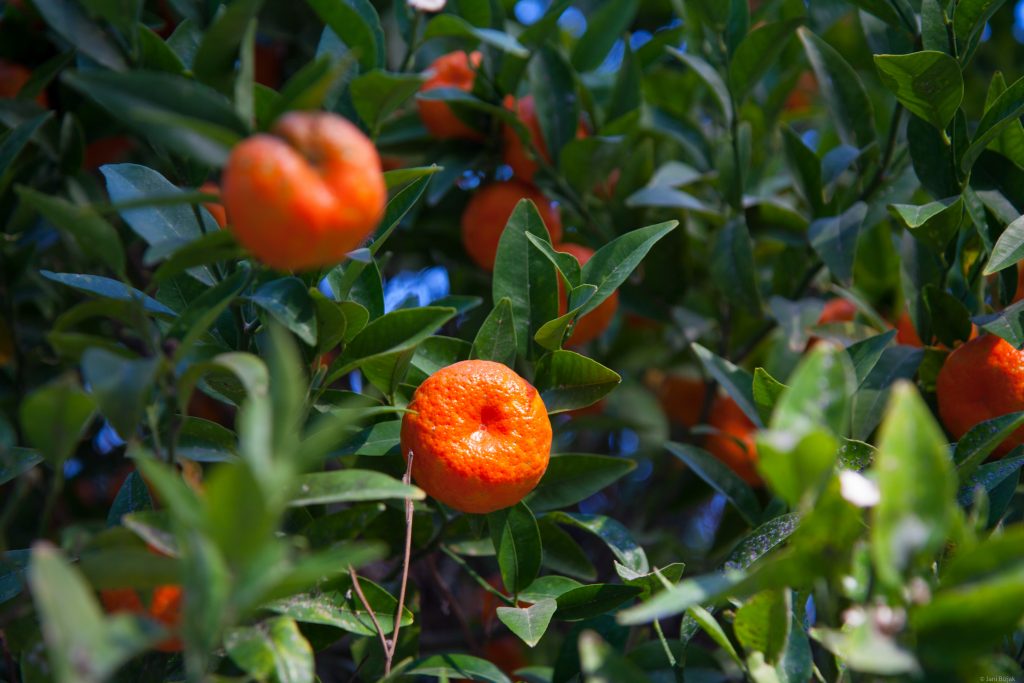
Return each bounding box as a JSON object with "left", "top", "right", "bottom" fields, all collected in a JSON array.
[
  {"left": 705, "top": 395, "right": 761, "bottom": 486},
  {"left": 818, "top": 298, "right": 856, "bottom": 324},
  {"left": 400, "top": 360, "right": 552, "bottom": 514},
  {"left": 0, "top": 60, "right": 46, "bottom": 106},
  {"left": 418, "top": 51, "right": 483, "bottom": 141},
  {"left": 655, "top": 374, "right": 707, "bottom": 428},
  {"left": 555, "top": 243, "right": 619, "bottom": 347},
  {"left": 222, "top": 111, "right": 386, "bottom": 271},
  {"left": 502, "top": 94, "right": 587, "bottom": 182},
  {"left": 83, "top": 136, "right": 135, "bottom": 170},
  {"left": 199, "top": 182, "right": 227, "bottom": 228},
  {"left": 460, "top": 181, "right": 562, "bottom": 271},
  {"left": 937, "top": 334, "right": 1024, "bottom": 457},
  {"left": 784, "top": 71, "right": 817, "bottom": 112},
  {"left": 100, "top": 584, "right": 183, "bottom": 652},
  {"left": 895, "top": 311, "right": 923, "bottom": 347}
]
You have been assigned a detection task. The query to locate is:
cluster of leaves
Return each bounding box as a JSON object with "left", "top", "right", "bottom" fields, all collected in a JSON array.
[{"left": 2, "top": 0, "right": 1024, "bottom": 682}]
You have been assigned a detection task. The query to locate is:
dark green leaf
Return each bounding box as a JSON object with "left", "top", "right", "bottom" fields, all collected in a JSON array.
[
  {"left": 533, "top": 350, "right": 621, "bottom": 413},
  {"left": 526, "top": 454, "right": 635, "bottom": 512},
  {"left": 81, "top": 348, "right": 159, "bottom": 439},
  {"left": 471, "top": 298, "right": 517, "bottom": 367},
  {"left": 497, "top": 598, "right": 557, "bottom": 647},
  {"left": 304, "top": 0, "right": 384, "bottom": 70},
  {"left": 797, "top": 28, "right": 876, "bottom": 149},
  {"left": 665, "top": 443, "right": 761, "bottom": 526},
  {"left": 570, "top": 0, "right": 638, "bottom": 72},
  {"left": 729, "top": 20, "right": 802, "bottom": 100},
  {"left": 488, "top": 502, "right": 542, "bottom": 595},
  {"left": 20, "top": 379, "right": 95, "bottom": 466},
  {"left": 555, "top": 584, "right": 642, "bottom": 621},
  {"left": 250, "top": 278, "right": 318, "bottom": 346},
  {"left": 874, "top": 51, "right": 964, "bottom": 130},
  {"left": 289, "top": 470, "right": 423, "bottom": 506}
]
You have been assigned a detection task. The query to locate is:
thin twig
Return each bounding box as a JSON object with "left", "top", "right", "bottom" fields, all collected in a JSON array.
[
  {"left": 386, "top": 451, "right": 416, "bottom": 675},
  {"left": 427, "top": 553, "right": 479, "bottom": 653},
  {"left": 440, "top": 544, "right": 515, "bottom": 606},
  {"left": 348, "top": 564, "right": 389, "bottom": 658}
]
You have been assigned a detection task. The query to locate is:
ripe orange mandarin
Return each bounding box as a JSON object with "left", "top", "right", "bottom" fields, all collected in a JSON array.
[
  {"left": 222, "top": 111, "right": 385, "bottom": 271},
  {"left": 100, "top": 585, "right": 184, "bottom": 652},
  {"left": 705, "top": 395, "right": 761, "bottom": 486},
  {"left": 555, "top": 243, "right": 619, "bottom": 347},
  {"left": 655, "top": 374, "right": 707, "bottom": 428},
  {"left": 400, "top": 360, "right": 552, "bottom": 514},
  {"left": 0, "top": 60, "right": 46, "bottom": 106},
  {"left": 460, "top": 181, "right": 562, "bottom": 271},
  {"left": 937, "top": 334, "right": 1024, "bottom": 457},
  {"left": 818, "top": 298, "right": 857, "bottom": 324},
  {"left": 418, "top": 51, "right": 483, "bottom": 141},
  {"left": 502, "top": 94, "right": 586, "bottom": 182}
]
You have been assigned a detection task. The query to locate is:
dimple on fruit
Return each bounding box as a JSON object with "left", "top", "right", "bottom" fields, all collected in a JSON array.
[
  {"left": 461, "top": 181, "right": 562, "bottom": 271},
  {"left": 555, "top": 243, "right": 619, "bottom": 347},
  {"left": 222, "top": 111, "right": 386, "bottom": 271},
  {"left": 937, "top": 334, "right": 1024, "bottom": 457},
  {"left": 400, "top": 360, "right": 552, "bottom": 514},
  {"left": 418, "top": 50, "right": 483, "bottom": 141}
]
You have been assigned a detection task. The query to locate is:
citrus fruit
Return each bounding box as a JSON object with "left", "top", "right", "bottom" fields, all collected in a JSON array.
[
  {"left": 895, "top": 311, "right": 923, "bottom": 347},
  {"left": 654, "top": 373, "right": 707, "bottom": 428},
  {"left": 400, "top": 360, "right": 552, "bottom": 514},
  {"left": 100, "top": 585, "right": 183, "bottom": 652},
  {"left": 460, "top": 181, "right": 562, "bottom": 271},
  {"left": 199, "top": 181, "right": 227, "bottom": 228},
  {"left": 818, "top": 298, "right": 857, "bottom": 324},
  {"left": 502, "top": 94, "right": 586, "bottom": 182},
  {"left": 0, "top": 60, "right": 46, "bottom": 106},
  {"left": 418, "top": 50, "right": 483, "bottom": 141},
  {"left": 222, "top": 111, "right": 386, "bottom": 271},
  {"left": 937, "top": 334, "right": 1024, "bottom": 457},
  {"left": 555, "top": 243, "right": 619, "bottom": 347},
  {"left": 705, "top": 394, "right": 761, "bottom": 486}
]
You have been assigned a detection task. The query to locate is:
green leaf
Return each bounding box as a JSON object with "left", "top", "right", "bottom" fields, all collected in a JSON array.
[
  {"left": 327, "top": 306, "right": 457, "bottom": 383},
  {"left": 555, "top": 584, "right": 642, "bottom": 621},
  {"left": 665, "top": 443, "right": 761, "bottom": 526},
  {"left": 616, "top": 572, "right": 746, "bottom": 625},
  {"left": 577, "top": 629, "right": 653, "bottom": 683},
  {"left": 615, "top": 562, "right": 685, "bottom": 599},
  {"left": 874, "top": 51, "right": 964, "bottom": 130},
  {"left": 152, "top": 231, "right": 244, "bottom": 284},
  {"left": 797, "top": 27, "right": 876, "bottom": 149},
  {"left": 666, "top": 48, "right": 732, "bottom": 120},
  {"left": 166, "top": 266, "right": 251, "bottom": 359},
  {"left": 809, "top": 203, "right": 866, "bottom": 286},
  {"left": 471, "top": 298, "right": 517, "bottom": 367},
  {"left": 106, "top": 471, "right": 154, "bottom": 526},
  {"left": 81, "top": 349, "right": 159, "bottom": 439},
  {"left": 871, "top": 382, "right": 956, "bottom": 590},
  {"left": 42, "top": 271, "right": 175, "bottom": 317},
  {"left": 729, "top": 20, "right": 802, "bottom": 100},
  {"left": 102, "top": 163, "right": 205, "bottom": 254},
  {"left": 422, "top": 14, "right": 529, "bottom": 57},
  {"left": 225, "top": 616, "right": 314, "bottom": 683},
  {"left": 527, "top": 45, "right": 578, "bottom": 165},
  {"left": 350, "top": 69, "right": 425, "bottom": 132},
  {"left": 0, "top": 448, "right": 43, "bottom": 486},
  {"left": 29, "top": 542, "right": 160, "bottom": 683},
  {"left": 250, "top": 278, "right": 318, "bottom": 347},
  {"left": 724, "top": 513, "right": 800, "bottom": 571},
  {"left": 16, "top": 187, "right": 126, "bottom": 277},
  {"left": 497, "top": 598, "right": 557, "bottom": 648},
  {"left": 847, "top": 330, "right": 897, "bottom": 386},
  {"left": 691, "top": 343, "right": 761, "bottom": 427},
  {"left": 953, "top": 411, "right": 1024, "bottom": 478},
  {"left": 193, "top": 0, "right": 264, "bottom": 93},
  {"left": 538, "top": 518, "right": 597, "bottom": 580},
  {"left": 533, "top": 350, "right": 621, "bottom": 413},
  {"left": 957, "top": 452, "right": 1024, "bottom": 507},
  {"left": 0, "top": 112, "right": 52, "bottom": 176},
  {"left": 961, "top": 72, "right": 1024, "bottom": 172},
  {"left": 734, "top": 590, "right": 790, "bottom": 662},
  {"left": 580, "top": 221, "right": 678, "bottom": 317},
  {"left": 0, "top": 550, "right": 30, "bottom": 605},
  {"left": 686, "top": 604, "right": 743, "bottom": 665},
  {"left": 711, "top": 218, "right": 761, "bottom": 312},
  {"left": 289, "top": 470, "right": 423, "bottom": 506},
  {"left": 771, "top": 343, "right": 854, "bottom": 437},
  {"left": 851, "top": 346, "right": 924, "bottom": 439},
  {"left": 811, "top": 621, "right": 920, "bottom": 675},
  {"left": 982, "top": 214, "right": 1024, "bottom": 275},
  {"left": 64, "top": 70, "right": 246, "bottom": 166},
  {"left": 545, "top": 511, "right": 649, "bottom": 573},
  {"left": 266, "top": 54, "right": 354, "bottom": 126},
  {"left": 304, "top": 0, "right": 384, "bottom": 70},
  {"left": 493, "top": 200, "right": 559, "bottom": 358},
  {"left": 488, "top": 502, "right": 542, "bottom": 596},
  {"left": 33, "top": 0, "right": 127, "bottom": 70},
  {"left": 520, "top": 575, "right": 583, "bottom": 603},
  {"left": 752, "top": 368, "right": 787, "bottom": 425},
  {"left": 888, "top": 197, "right": 964, "bottom": 251},
  {"left": 782, "top": 126, "right": 823, "bottom": 212},
  {"left": 20, "top": 379, "right": 95, "bottom": 467},
  {"left": 526, "top": 454, "right": 635, "bottom": 512},
  {"left": 952, "top": 0, "right": 1007, "bottom": 60},
  {"left": 405, "top": 654, "right": 511, "bottom": 683},
  {"left": 570, "top": 0, "right": 639, "bottom": 72},
  {"left": 268, "top": 581, "right": 412, "bottom": 637},
  {"left": 138, "top": 23, "right": 187, "bottom": 74},
  {"left": 849, "top": 0, "right": 916, "bottom": 31}
]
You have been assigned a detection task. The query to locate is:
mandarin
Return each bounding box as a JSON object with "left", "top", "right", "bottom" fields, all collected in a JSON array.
[
  {"left": 937, "top": 334, "right": 1024, "bottom": 457},
  {"left": 705, "top": 394, "right": 761, "bottom": 486},
  {"left": 460, "top": 181, "right": 562, "bottom": 271},
  {"left": 199, "top": 181, "right": 227, "bottom": 228},
  {"left": 400, "top": 360, "right": 552, "bottom": 514},
  {"left": 502, "top": 94, "right": 586, "bottom": 182},
  {"left": 100, "top": 584, "right": 184, "bottom": 652},
  {"left": 418, "top": 51, "right": 483, "bottom": 140},
  {"left": 222, "top": 112, "right": 385, "bottom": 271}
]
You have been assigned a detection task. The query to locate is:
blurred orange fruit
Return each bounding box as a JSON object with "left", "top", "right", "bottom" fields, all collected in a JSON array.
[
  {"left": 400, "top": 360, "right": 552, "bottom": 514},
  {"left": 418, "top": 51, "right": 484, "bottom": 141},
  {"left": 705, "top": 395, "right": 761, "bottom": 486},
  {"left": 460, "top": 181, "right": 562, "bottom": 271},
  {"left": 222, "top": 112, "right": 385, "bottom": 271},
  {"left": 199, "top": 182, "right": 227, "bottom": 228},
  {"left": 100, "top": 585, "right": 183, "bottom": 652},
  {"left": 502, "top": 94, "right": 587, "bottom": 182}
]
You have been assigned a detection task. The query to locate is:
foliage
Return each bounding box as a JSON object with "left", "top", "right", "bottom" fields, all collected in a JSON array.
[{"left": 2, "top": 0, "right": 1024, "bottom": 682}]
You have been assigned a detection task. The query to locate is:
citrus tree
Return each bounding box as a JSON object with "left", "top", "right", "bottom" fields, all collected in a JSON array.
[{"left": 2, "top": 0, "right": 1024, "bottom": 681}]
